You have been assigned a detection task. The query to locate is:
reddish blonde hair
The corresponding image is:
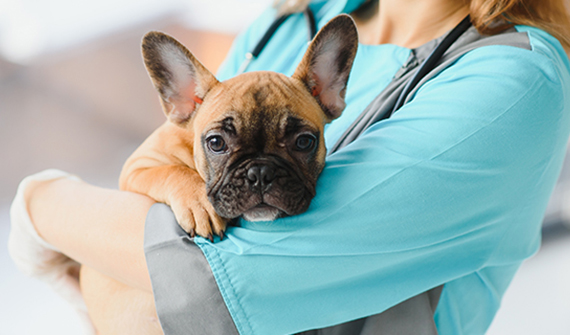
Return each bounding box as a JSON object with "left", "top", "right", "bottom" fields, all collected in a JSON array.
[{"left": 470, "top": 0, "right": 570, "bottom": 51}]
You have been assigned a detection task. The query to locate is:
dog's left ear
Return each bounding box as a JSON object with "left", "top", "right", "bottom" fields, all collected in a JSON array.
[
  {"left": 142, "top": 31, "right": 219, "bottom": 126},
  {"left": 292, "top": 15, "right": 358, "bottom": 122}
]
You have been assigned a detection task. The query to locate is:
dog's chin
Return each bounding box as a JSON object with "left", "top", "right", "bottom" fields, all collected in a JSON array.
[{"left": 241, "top": 204, "right": 281, "bottom": 222}]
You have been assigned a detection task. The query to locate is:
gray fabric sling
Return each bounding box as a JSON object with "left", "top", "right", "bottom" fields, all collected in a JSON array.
[{"left": 144, "top": 26, "right": 531, "bottom": 335}]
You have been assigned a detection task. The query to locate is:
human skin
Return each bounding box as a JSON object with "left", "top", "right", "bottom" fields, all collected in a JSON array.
[
  {"left": 26, "top": 0, "right": 471, "bottom": 321},
  {"left": 28, "top": 178, "right": 153, "bottom": 292}
]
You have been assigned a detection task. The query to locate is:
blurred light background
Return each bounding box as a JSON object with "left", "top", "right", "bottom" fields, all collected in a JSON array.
[{"left": 0, "top": 0, "right": 569, "bottom": 334}]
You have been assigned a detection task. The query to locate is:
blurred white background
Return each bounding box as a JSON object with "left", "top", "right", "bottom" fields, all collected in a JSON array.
[
  {"left": 0, "top": 0, "right": 269, "bottom": 64},
  {"left": 1, "top": 0, "right": 569, "bottom": 334}
]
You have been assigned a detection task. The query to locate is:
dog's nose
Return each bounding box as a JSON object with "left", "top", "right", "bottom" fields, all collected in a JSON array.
[{"left": 247, "top": 165, "right": 275, "bottom": 188}]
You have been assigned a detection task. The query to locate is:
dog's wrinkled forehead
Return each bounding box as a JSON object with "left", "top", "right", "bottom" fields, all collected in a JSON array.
[{"left": 206, "top": 71, "right": 326, "bottom": 128}]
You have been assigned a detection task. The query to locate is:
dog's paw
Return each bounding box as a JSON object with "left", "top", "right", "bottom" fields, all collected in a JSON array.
[{"left": 170, "top": 198, "right": 227, "bottom": 242}]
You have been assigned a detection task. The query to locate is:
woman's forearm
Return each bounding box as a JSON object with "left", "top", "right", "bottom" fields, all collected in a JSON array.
[{"left": 27, "top": 177, "right": 154, "bottom": 292}]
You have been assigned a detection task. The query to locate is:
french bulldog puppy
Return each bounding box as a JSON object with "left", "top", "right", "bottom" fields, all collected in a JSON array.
[
  {"left": 80, "top": 15, "right": 358, "bottom": 334},
  {"left": 119, "top": 15, "right": 358, "bottom": 240}
]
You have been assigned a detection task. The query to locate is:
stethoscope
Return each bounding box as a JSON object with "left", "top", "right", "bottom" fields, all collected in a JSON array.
[
  {"left": 237, "top": 8, "right": 318, "bottom": 74},
  {"left": 239, "top": 9, "right": 472, "bottom": 118},
  {"left": 389, "top": 15, "right": 471, "bottom": 116}
]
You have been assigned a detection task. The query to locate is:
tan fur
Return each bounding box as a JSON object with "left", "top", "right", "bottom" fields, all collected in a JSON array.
[
  {"left": 118, "top": 121, "right": 225, "bottom": 237},
  {"left": 80, "top": 15, "right": 358, "bottom": 334}
]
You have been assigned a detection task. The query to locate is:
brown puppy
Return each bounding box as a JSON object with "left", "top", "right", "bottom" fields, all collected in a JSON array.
[{"left": 80, "top": 15, "right": 358, "bottom": 334}]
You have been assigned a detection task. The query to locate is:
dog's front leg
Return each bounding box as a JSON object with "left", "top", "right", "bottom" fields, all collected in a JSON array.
[{"left": 121, "top": 165, "right": 226, "bottom": 240}]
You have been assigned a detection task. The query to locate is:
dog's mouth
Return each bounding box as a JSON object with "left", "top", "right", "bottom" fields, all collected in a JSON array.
[{"left": 241, "top": 203, "right": 282, "bottom": 222}]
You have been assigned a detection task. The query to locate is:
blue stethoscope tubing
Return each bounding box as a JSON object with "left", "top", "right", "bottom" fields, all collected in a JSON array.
[{"left": 239, "top": 9, "right": 472, "bottom": 117}]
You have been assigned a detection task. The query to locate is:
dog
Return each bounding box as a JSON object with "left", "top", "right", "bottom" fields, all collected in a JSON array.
[{"left": 80, "top": 15, "right": 358, "bottom": 334}]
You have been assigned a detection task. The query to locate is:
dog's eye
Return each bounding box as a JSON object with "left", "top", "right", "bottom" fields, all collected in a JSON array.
[
  {"left": 207, "top": 135, "right": 227, "bottom": 153},
  {"left": 295, "top": 134, "right": 316, "bottom": 152}
]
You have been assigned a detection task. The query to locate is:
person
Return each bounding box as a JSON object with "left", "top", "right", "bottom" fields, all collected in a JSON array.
[{"left": 9, "top": 0, "right": 570, "bottom": 334}]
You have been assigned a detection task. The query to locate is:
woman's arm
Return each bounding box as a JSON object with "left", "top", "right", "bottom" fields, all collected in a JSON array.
[{"left": 27, "top": 177, "right": 154, "bottom": 292}]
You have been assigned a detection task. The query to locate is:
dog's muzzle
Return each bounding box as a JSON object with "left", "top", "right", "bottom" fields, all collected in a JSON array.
[{"left": 209, "top": 157, "right": 314, "bottom": 221}]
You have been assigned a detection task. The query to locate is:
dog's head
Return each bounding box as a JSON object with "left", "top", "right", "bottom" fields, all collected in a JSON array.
[{"left": 142, "top": 15, "right": 358, "bottom": 221}]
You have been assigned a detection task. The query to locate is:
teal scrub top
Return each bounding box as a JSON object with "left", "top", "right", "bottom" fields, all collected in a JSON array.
[{"left": 193, "top": 1, "right": 570, "bottom": 334}]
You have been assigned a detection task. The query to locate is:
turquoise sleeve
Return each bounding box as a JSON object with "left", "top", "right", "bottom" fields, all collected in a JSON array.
[{"left": 197, "top": 41, "right": 570, "bottom": 335}]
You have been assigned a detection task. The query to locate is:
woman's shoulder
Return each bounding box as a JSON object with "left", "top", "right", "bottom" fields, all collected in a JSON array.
[
  {"left": 466, "top": 25, "right": 569, "bottom": 82},
  {"left": 514, "top": 25, "right": 570, "bottom": 80},
  {"left": 440, "top": 25, "right": 570, "bottom": 106}
]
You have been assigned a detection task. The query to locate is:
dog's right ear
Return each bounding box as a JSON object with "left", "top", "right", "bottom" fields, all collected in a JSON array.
[{"left": 142, "top": 32, "right": 219, "bottom": 126}]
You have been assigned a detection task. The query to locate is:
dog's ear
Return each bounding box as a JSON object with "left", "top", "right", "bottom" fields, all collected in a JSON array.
[
  {"left": 142, "top": 31, "right": 219, "bottom": 126},
  {"left": 292, "top": 15, "right": 358, "bottom": 122}
]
